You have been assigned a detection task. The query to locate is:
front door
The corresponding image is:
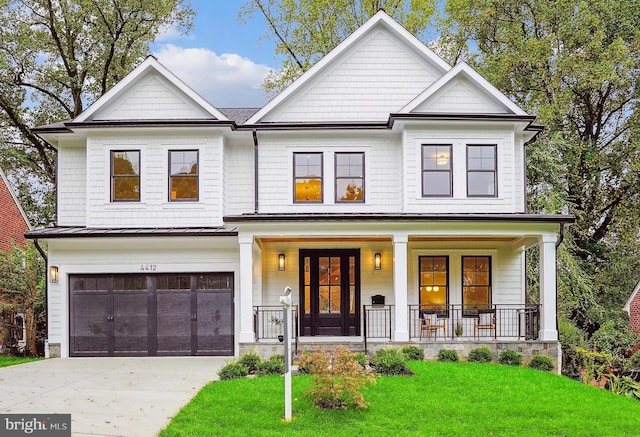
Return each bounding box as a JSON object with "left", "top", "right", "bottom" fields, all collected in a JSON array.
[{"left": 299, "top": 249, "right": 360, "bottom": 336}]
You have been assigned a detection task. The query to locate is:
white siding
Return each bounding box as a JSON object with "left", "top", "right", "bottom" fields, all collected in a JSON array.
[
  {"left": 95, "top": 72, "right": 213, "bottom": 120},
  {"left": 403, "top": 126, "right": 522, "bottom": 213},
  {"left": 407, "top": 242, "right": 524, "bottom": 306},
  {"left": 260, "top": 241, "right": 393, "bottom": 309},
  {"left": 414, "top": 76, "right": 507, "bottom": 114},
  {"left": 224, "top": 139, "right": 255, "bottom": 215},
  {"left": 263, "top": 30, "right": 442, "bottom": 122},
  {"left": 57, "top": 140, "right": 87, "bottom": 226},
  {"left": 257, "top": 132, "right": 403, "bottom": 214},
  {"left": 85, "top": 132, "right": 224, "bottom": 227}
]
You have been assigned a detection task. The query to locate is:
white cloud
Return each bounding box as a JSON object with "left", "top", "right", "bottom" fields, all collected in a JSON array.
[{"left": 153, "top": 44, "right": 272, "bottom": 107}]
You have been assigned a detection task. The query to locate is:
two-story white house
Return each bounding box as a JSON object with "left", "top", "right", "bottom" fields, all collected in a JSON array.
[{"left": 28, "top": 11, "right": 572, "bottom": 364}]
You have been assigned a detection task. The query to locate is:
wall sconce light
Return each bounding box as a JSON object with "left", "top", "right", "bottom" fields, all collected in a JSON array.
[
  {"left": 374, "top": 253, "right": 382, "bottom": 270},
  {"left": 278, "top": 253, "right": 286, "bottom": 271},
  {"left": 49, "top": 265, "right": 59, "bottom": 283}
]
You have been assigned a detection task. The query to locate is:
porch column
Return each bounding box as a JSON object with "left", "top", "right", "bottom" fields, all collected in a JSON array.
[
  {"left": 239, "top": 234, "right": 256, "bottom": 343},
  {"left": 393, "top": 234, "right": 409, "bottom": 342},
  {"left": 539, "top": 234, "right": 558, "bottom": 341}
]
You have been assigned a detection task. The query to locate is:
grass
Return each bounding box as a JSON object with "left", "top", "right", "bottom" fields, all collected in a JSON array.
[
  {"left": 160, "top": 361, "right": 640, "bottom": 436},
  {"left": 0, "top": 355, "right": 40, "bottom": 368}
]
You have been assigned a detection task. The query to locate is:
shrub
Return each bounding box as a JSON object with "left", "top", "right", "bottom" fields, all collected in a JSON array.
[
  {"left": 371, "top": 348, "right": 412, "bottom": 375},
  {"left": 353, "top": 352, "right": 368, "bottom": 368},
  {"left": 298, "top": 348, "right": 376, "bottom": 409},
  {"left": 401, "top": 345, "right": 424, "bottom": 361},
  {"left": 590, "top": 320, "right": 637, "bottom": 370},
  {"left": 468, "top": 347, "right": 492, "bottom": 363},
  {"left": 528, "top": 355, "right": 554, "bottom": 372},
  {"left": 256, "top": 354, "right": 285, "bottom": 376},
  {"left": 218, "top": 361, "right": 248, "bottom": 381},
  {"left": 559, "top": 317, "right": 586, "bottom": 375},
  {"left": 499, "top": 350, "right": 523, "bottom": 366},
  {"left": 626, "top": 350, "right": 640, "bottom": 370},
  {"left": 238, "top": 352, "right": 261, "bottom": 374},
  {"left": 437, "top": 349, "right": 459, "bottom": 362},
  {"left": 575, "top": 348, "right": 610, "bottom": 383},
  {"left": 605, "top": 374, "right": 640, "bottom": 400}
]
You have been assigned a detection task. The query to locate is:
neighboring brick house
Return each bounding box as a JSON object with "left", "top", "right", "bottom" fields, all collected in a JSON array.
[
  {"left": 0, "top": 167, "right": 30, "bottom": 250},
  {"left": 28, "top": 11, "right": 573, "bottom": 367},
  {"left": 624, "top": 281, "right": 640, "bottom": 350},
  {"left": 0, "top": 166, "right": 32, "bottom": 352}
]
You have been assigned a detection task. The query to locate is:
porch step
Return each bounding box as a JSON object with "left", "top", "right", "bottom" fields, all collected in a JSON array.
[{"left": 294, "top": 341, "right": 366, "bottom": 356}]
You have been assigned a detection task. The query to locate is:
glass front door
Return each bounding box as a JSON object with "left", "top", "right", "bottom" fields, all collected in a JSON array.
[{"left": 299, "top": 249, "right": 360, "bottom": 336}]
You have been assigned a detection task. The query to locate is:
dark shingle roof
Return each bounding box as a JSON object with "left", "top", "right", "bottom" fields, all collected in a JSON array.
[{"left": 218, "top": 108, "right": 260, "bottom": 124}]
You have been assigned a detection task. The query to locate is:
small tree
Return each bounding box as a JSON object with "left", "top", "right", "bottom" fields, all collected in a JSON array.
[
  {"left": 0, "top": 243, "right": 45, "bottom": 356},
  {"left": 299, "top": 347, "right": 376, "bottom": 410}
]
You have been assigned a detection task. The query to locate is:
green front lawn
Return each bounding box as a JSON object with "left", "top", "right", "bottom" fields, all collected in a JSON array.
[
  {"left": 0, "top": 355, "right": 40, "bottom": 368},
  {"left": 161, "top": 361, "right": 640, "bottom": 436}
]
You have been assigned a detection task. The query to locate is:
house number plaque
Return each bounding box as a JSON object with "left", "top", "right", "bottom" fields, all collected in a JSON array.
[{"left": 140, "top": 264, "right": 157, "bottom": 271}]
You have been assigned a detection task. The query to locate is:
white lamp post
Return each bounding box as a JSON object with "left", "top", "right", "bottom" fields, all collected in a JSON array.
[{"left": 279, "top": 286, "right": 293, "bottom": 421}]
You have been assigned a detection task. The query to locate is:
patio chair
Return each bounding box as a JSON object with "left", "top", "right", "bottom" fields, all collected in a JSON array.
[
  {"left": 420, "top": 312, "right": 447, "bottom": 340},
  {"left": 474, "top": 309, "right": 496, "bottom": 340}
]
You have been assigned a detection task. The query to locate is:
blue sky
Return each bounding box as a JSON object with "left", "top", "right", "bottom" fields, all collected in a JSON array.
[{"left": 150, "top": 1, "right": 277, "bottom": 108}]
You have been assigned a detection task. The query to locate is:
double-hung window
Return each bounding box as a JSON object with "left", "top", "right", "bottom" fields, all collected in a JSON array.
[
  {"left": 169, "top": 150, "right": 199, "bottom": 201},
  {"left": 111, "top": 150, "right": 140, "bottom": 202},
  {"left": 335, "top": 152, "right": 364, "bottom": 202},
  {"left": 419, "top": 256, "right": 449, "bottom": 315},
  {"left": 422, "top": 144, "right": 452, "bottom": 197},
  {"left": 462, "top": 256, "right": 491, "bottom": 313},
  {"left": 294, "top": 152, "right": 323, "bottom": 202},
  {"left": 467, "top": 145, "right": 497, "bottom": 197}
]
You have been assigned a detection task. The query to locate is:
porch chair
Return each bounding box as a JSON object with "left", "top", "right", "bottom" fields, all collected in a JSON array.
[
  {"left": 474, "top": 309, "right": 496, "bottom": 340},
  {"left": 420, "top": 312, "right": 447, "bottom": 340}
]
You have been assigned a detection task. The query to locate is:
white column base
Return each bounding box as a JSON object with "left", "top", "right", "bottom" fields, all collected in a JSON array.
[
  {"left": 538, "top": 329, "right": 558, "bottom": 341},
  {"left": 393, "top": 330, "right": 410, "bottom": 342},
  {"left": 239, "top": 331, "right": 256, "bottom": 343}
]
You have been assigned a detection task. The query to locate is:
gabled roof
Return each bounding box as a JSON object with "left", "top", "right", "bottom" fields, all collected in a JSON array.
[
  {"left": 400, "top": 62, "right": 527, "bottom": 115},
  {"left": 73, "top": 56, "right": 229, "bottom": 123},
  {"left": 624, "top": 280, "right": 640, "bottom": 316},
  {"left": 246, "top": 10, "right": 451, "bottom": 124}
]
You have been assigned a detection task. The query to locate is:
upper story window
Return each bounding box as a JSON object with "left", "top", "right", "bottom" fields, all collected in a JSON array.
[
  {"left": 294, "top": 153, "right": 323, "bottom": 203},
  {"left": 111, "top": 150, "right": 140, "bottom": 202},
  {"left": 335, "top": 152, "right": 364, "bottom": 202},
  {"left": 467, "top": 145, "right": 497, "bottom": 197},
  {"left": 169, "top": 150, "right": 199, "bottom": 201},
  {"left": 422, "top": 144, "right": 452, "bottom": 197}
]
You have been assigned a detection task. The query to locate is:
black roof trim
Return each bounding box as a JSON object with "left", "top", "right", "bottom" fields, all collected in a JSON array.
[
  {"left": 238, "top": 121, "right": 389, "bottom": 131},
  {"left": 65, "top": 119, "right": 237, "bottom": 129},
  {"left": 25, "top": 226, "right": 238, "bottom": 239},
  {"left": 389, "top": 113, "right": 537, "bottom": 126},
  {"left": 223, "top": 212, "right": 574, "bottom": 224}
]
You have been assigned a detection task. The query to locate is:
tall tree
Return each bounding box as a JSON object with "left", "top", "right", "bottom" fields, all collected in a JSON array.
[
  {"left": 239, "top": 0, "right": 438, "bottom": 93},
  {"left": 0, "top": 0, "right": 194, "bottom": 227},
  {"left": 438, "top": 0, "right": 640, "bottom": 336}
]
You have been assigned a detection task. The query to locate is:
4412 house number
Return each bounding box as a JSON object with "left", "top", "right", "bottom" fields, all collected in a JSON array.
[{"left": 140, "top": 264, "right": 157, "bottom": 271}]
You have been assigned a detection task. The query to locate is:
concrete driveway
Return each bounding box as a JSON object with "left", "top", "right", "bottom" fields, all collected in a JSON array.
[{"left": 0, "top": 357, "right": 227, "bottom": 436}]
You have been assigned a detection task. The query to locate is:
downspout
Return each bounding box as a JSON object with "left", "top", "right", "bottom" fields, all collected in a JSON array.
[
  {"left": 253, "top": 129, "right": 259, "bottom": 213},
  {"left": 554, "top": 221, "right": 566, "bottom": 372},
  {"left": 32, "top": 238, "right": 48, "bottom": 356}
]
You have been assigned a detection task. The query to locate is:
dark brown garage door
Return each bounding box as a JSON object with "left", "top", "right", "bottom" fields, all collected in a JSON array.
[{"left": 70, "top": 273, "right": 234, "bottom": 356}]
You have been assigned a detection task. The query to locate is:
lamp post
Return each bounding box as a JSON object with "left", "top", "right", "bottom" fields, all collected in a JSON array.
[{"left": 279, "top": 286, "right": 293, "bottom": 421}]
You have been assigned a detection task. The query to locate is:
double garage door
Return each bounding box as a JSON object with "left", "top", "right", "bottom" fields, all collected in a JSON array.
[{"left": 70, "top": 273, "right": 234, "bottom": 356}]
